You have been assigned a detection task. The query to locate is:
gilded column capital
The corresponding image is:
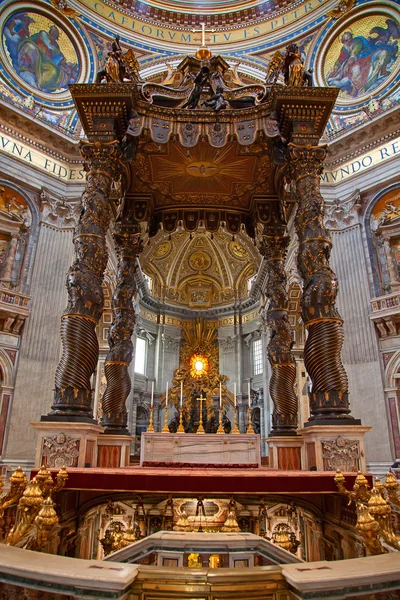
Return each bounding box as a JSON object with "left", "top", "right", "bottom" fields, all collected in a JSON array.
[
  {"left": 288, "top": 143, "right": 327, "bottom": 181},
  {"left": 80, "top": 140, "right": 123, "bottom": 181},
  {"left": 259, "top": 233, "right": 290, "bottom": 264}
]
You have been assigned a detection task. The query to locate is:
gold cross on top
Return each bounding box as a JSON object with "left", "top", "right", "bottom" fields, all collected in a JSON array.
[{"left": 192, "top": 23, "right": 216, "bottom": 47}]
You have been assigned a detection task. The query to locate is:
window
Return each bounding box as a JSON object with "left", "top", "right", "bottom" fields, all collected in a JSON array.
[
  {"left": 253, "top": 339, "right": 263, "bottom": 376},
  {"left": 143, "top": 273, "right": 153, "bottom": 293},
  {"left": 247, "top": 275, "right": 257, "bottom": 293},
  {"left": 134, "top": 337, "right": 146, "bottom": 375}
]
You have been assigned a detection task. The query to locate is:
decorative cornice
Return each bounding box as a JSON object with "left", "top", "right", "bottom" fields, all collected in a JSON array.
[
  {"left": 326, "top": 109, "right": 400, "bottom": 169},
  {"left": 0, "top": 104, "right": 80, "bottom": 159}
]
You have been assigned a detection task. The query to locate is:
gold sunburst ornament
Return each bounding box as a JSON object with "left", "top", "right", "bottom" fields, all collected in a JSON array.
[{"left": 190, "top": 354, "right": 209, "bottom": 379}]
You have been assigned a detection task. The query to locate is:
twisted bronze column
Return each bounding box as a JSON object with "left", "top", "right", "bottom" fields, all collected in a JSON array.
[
  {"left": 289, "top": 144, "right": 355, "bottom": 423},
  {"left": 260, "top": 208, "right": 298, "bottom": 435},
  {"left": 101, "top": 221, "right": 143, "bottom": 434},
  {"left": 47, "top": 141, "right": 122, "bottom": 421}
]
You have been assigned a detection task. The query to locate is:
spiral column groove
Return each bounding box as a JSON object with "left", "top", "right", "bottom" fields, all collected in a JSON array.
[
  {"left": 259, "top": 201, "right": 299, "bottom": 435},
  {"left": 289, "top": 144, "right": 353, "bottom": 423},
  {"left": 48, "top": 141, "right": 122, "bottom": 420},
  {"left": 101, "top": 224, "right": 143, "bottom": 434}
]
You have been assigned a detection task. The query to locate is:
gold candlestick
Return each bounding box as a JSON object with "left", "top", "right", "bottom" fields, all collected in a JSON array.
[
  {"left": 232, "top": 406, "right": 240, "bottom": 434},
  {"left": 216, "top": 406, "right": 224, "bottom": 434},
  {"left": 177, "top": 405, "right": 185, "bottom": 433},
  {"left": 197, "top": 394, "right": 205, "bottom": 434},
  {"left": 162, "top": 406, "right": 170, "bottom": 433},
  {"left": 147, "top": 406, "right": 155, "bottom": 432},
  {"left": 247, "top": 407, "right": 255, "bottom": 434}
]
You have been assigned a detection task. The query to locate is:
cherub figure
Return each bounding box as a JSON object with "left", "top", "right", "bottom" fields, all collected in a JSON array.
[{"left": 202, "top": 86, "right": 227, "bottom": 112}]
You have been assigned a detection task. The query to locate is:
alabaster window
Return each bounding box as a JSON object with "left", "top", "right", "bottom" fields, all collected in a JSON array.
[
  {"left": 253, "top": 339, "right": 263, "bottom": 376},
  {"left": 134, "top": 337, "right": 147, "bottom": 375},
  {"left": 143, "top": 273, "right": 153, "bottom": 293}
]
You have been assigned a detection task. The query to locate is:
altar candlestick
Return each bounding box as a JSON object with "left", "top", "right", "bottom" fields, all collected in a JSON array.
[
  {"left": 162, "top": 381, "right": 170, "bottom": 433},
  {"left": 248, "top": 382, "right": 251, "bottom": 407},
  {"left": 151, "top": 381, "right": 154, "bottom": 408},
  {"left": 217, "top": 381, "right": 224, "bottom": 434},
  {"left": 177, "top": 380, "right": 185, "bottom": 433},
  {"left": 232, "top": 382, "right": 240, "bottom": 434}
]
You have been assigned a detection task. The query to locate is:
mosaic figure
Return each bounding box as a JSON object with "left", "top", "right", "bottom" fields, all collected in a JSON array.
[
  {"left": 3, "top": 12, "right": 79, "bottom": 93},
  {"left": 326, "top": 18, "right": 400, "bottom": 97}
]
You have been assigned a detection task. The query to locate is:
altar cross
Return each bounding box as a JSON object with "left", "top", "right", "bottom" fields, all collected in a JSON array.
[
  {"left": 192, "top": 22, "right": 216, "bottom": 47},
  {"left": 196, "top": 393, "right": 205, "bottom": 434}
]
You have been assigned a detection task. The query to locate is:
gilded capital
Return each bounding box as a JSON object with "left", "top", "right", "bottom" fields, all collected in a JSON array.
[
  {"left": 288, "top": 143, "right": 327, "bottom": 181},
  {"left": 80, "top": 140, "right": 122, "bottom": 180},
  {"left": 259, "top": 234, "right": 290, "bottom": 263}
]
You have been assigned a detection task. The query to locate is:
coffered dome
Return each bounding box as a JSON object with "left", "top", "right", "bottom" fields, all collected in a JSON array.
[{"left": 141, "top": 226, "right": 261, "bottom": 309}]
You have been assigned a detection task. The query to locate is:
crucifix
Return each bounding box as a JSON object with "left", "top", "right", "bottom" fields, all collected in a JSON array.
[
  {"left": 196, "top": 393, "right": 205, "bottom": 434},
  {"left": 192, "top": 22, "right": 216, "bottom": 47}
]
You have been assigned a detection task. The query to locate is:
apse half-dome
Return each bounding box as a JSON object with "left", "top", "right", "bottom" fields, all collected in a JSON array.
[{"left": 141, "top": 227, "right": 260, "bottom": 309}]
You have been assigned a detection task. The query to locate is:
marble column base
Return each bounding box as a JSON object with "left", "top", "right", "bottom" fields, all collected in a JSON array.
[
  {"left": 97, "top": 433, "right": 133, "bottom": 468},
  {"left": 266, "top": 436, "right": 304, "bottom": 470},
  {"left": 31, "top": 422, "right": 103, "bottom": 469},
  {"left": 140, "top": 433, "right": 261, "bottom": 467},
  {"left": 297, "top": 425, "right": 371, "bottom": 472}
]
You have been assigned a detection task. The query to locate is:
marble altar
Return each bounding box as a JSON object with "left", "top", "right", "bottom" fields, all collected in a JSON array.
[{"left": 140, "top": 433, "right": 261, "bottom": 467}]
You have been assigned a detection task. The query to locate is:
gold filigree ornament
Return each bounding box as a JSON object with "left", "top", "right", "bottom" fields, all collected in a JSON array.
[
  {"left": 336, "top": 470, "right": 400, "bottom": 555},
  {"left": 190, "top": 354, "right": 209, "bottom": 379}
]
